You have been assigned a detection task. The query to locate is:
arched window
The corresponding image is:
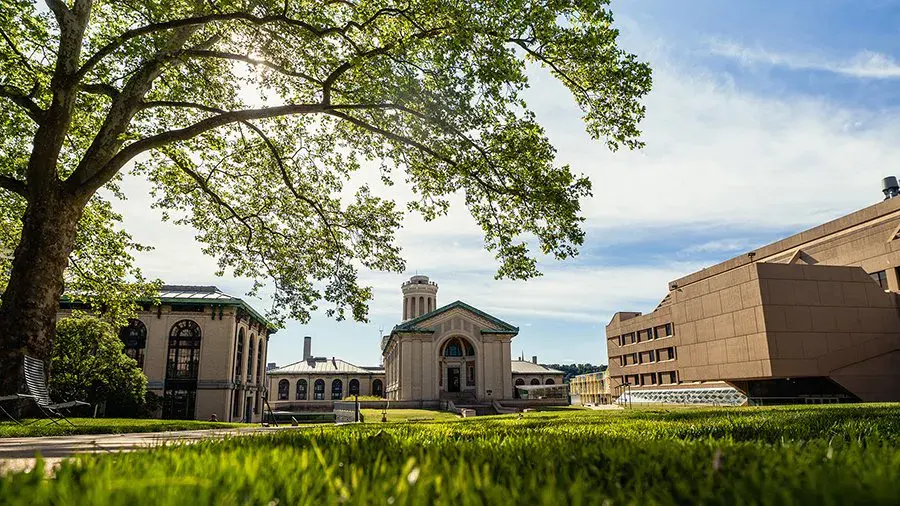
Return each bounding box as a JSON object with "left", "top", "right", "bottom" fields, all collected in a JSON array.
[
  {"left": 418, "top": 296, "right": 424, "bottom": 315},
  {"left": 246, "top": 334, "right": 256, "bottom": 382},
  {"left": 545, "top": 378, "right": 555, "bottom": 385},
  {"left": 256, "top": 339, "right": 264, "bottom": 385},
  {"left": 119, "top": 319, "right": 147, "bottom": 369},
  {"left": 442, "top": 337, "right": 474, "bottom": 358},
  {"left": 427, "top": 297, "right": 433, "bottom": 312},
  {"left": 314, "top": 379, "right": 325, "bottom": 400},
  {"left": 349, "top": 379, "right": 360, "bottom": 396},
  {"left": 166, "top": 320, "right": 202, "bottom": 381},
  {"left": 163, "top": 320, "right": 202, "bottom": 420},
  {"left": 278, "top": 379, "right": 289, "bottom": 400},
  {"left": 331, "top": 379, "right": 343, "bottom": 400},
  {"left": 443, "top": 338, "right": 462, "bottom": 357},
  {"left": 373, "top": 379, "right": 384, "bottom": 397},
  {"left": 296, "top": 379, "right": 307, "bottom": 400},
  {"left": 530, "top": 378, "right": 540, "bottom": 385},
  {"left": 233, "top": 329, "right": 244, "bottom": 381},
  {"left": 514, "top": 378, "right": 525, "bottom": 399}
]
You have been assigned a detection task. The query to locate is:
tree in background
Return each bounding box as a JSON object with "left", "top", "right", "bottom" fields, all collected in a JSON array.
[
  {"left": 544, "top": 363, "right": 608, "bottom": 382},
  {"left": 0, "top": 0, "right": 651, "bottom": 395},
  {"left": 51, "top": 316, "right": 147, "bottom": 415}
]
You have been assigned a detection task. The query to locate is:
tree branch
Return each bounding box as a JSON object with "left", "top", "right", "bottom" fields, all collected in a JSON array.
[
  {"left": 179, "top": 50, "right": 322, "bottom": 84},
  {"left": 78, "top": 81, "right": 120, "bottom": 99},
  {"left": 78, "top": 103, "right": 326, "bottom": 194},
  {"left": 0, "top": 84, "right": 45, "bottom": 123},
  {"left": 510, "top": 38, "right": 590, "bottom": 101},
  {"left": 0, "top": 175, "right": 27, "bottom": 197},
  {"left": 0, "top": 27, "right": 36, "bottom": 73},
  {"left": 76, "top": 8, "right": 409, "bottom": 82}
]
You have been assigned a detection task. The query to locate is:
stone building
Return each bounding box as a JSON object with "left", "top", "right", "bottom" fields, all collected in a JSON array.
[
  {"left": 569, "top": 370, "right": 612, "bottom": 405},
  {"left": 60, "top": 285, "right": 273, "bottom": 421},
  {"left": 607, "top": 182, "right": 900, "bottom": 405},
  {"left": 382, "top": 275, "right": 521, "bottom": 402},
  {"left": 266, "top": 336, "right": 385, "bottom": 407},
  {"left": 510, "top": 356, "right": 565, "bottom": 393}
]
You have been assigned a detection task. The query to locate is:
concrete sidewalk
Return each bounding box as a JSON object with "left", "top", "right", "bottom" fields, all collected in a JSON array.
[{"left": 0, "top": 425, "right": 302, "bottom": 474}]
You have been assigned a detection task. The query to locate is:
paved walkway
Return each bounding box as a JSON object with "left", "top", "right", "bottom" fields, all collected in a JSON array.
[{"left": 0, "top": 425, "right": 301, "bottom": 474}]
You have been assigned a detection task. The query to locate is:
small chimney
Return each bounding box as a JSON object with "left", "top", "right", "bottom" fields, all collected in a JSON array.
[
  {"left": 883, "top": 176, "right": 900, "bottom": 200},
  {"left": 303, "top": 336, "right": 312, "bottom": 360},
  {"left": 532, "top": 355, "right": 538, "bottom": 364}
]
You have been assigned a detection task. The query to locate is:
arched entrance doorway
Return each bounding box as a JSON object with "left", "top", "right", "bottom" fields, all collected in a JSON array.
[{"left": 439, "top": 336, "right": 476, "bottom": 398}]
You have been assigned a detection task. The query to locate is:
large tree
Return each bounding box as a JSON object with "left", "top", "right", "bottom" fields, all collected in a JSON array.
[{"left": 0, "top": 0, "right": 651, "bottom": 395}]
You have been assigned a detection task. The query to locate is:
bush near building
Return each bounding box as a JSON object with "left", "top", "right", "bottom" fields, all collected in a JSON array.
[
  {"left": 51, "top": 316, "right": 147, "bottom": 417},
  {"left": 2, "top": 405, "right": 899, "bottom": 504}
]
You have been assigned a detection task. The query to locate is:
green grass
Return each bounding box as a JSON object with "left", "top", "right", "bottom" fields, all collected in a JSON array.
[
  {"left": 359, "top": 408, "right": 460, "bottom": 423},
  {"left": 0, "top": 418, "right": 248, "bottom": 438},
  {"left": 3, "top": 404, "right": 900, "bottom": 504}
]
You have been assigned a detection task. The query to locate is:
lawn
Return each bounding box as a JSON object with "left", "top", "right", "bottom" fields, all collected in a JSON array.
[
  {"left": 2, "top": 404, "right": 900, "bottom": 504},
  {"left": 359, "top": 408, "right": 459, "bottom": 423},
  {"left": 0, "top": 418, "right": 248, "bottom": 438}
]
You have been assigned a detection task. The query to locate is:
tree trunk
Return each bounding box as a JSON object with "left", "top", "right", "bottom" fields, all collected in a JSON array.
[{"left": 0, "top": 191, "right": 83, "bottom": 398}]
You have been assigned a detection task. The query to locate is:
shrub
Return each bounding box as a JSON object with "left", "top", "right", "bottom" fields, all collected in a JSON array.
[{"left": 52, "top": 316, "right": 147, "bottom": 415}]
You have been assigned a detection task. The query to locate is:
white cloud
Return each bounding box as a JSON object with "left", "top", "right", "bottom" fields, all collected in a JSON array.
[
  {"left": 681, "top": 238, "right": 753, "bottom": 254},
  {"left": 708, "top": 40, "right": 900, "bottom": 79}
]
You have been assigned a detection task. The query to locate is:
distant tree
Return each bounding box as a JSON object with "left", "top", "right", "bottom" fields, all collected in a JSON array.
[
  {"left": 544, "top": 363, "right": 607, "bottom": 382},
  {"left": 51, "top": 316, "right": 147, "bottom": 415},
  {"left": 0, "top": 0, "right": 651, "bottom": 399}
]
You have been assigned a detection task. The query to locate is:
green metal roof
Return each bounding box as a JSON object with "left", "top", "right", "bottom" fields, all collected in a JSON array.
[{"left": 61, "top": 285, "right": 276, "bottom": 330}]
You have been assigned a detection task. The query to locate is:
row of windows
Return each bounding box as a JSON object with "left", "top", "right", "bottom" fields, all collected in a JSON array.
[
  {"left": 611, "top": 323, "right": 673, "bottom": 347},
  {"left": 276, "top": 378, "right": 384, "bottom": 400},
  {"left": 514, "top": 378, "right": 557, "bottom": 386},
  {"left": 233, "top": 328, "right": 263, "bottom": 384},
  {"left": 617, "top": 346, "right": 677, "bottom": 367},
  {"left": 118, "top": 319, "right": 264, "bottom": 384},
  {"left": 619, "top": 371, "right": 678, "bottom": 386}
]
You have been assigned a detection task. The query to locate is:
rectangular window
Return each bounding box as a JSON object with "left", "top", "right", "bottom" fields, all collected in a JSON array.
[
  {"left": 657, "top": 347, "right": 676, "bottom": 361},
  {"left": 870, "top": 270, "right": 888, "bottom": 289},
  {"left": 654, "top": 323, "right": 674, "bottom": 339},
  {"left": 466, "top": 362, "right": 476, "bottom": 386}
]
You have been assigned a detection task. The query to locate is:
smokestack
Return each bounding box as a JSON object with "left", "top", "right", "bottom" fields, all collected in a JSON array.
[
  {"left": 883, "top": 176, "right": 900, "bottom": 200},
  {"left": 303, "top": 336, "right": 312, "bottom": 360},
  {"left": 532, "top": 355, "right": 537, "bottom": 364}
]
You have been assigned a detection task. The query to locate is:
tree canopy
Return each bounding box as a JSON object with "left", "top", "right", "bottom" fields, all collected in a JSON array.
[
  {"left": 51, "top": 316, "right": 147, "bottom": 411},
  {"left": 0, "top": 0, "right": 651, "bottom": 331}
]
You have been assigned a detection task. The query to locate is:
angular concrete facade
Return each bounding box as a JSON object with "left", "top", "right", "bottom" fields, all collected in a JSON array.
[{"left": 607, "top": 196, "right": 900, "bottom": 404}]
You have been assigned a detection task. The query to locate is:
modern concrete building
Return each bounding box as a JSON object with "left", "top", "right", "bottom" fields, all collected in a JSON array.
[
  {"left": 382, "top": 275, "right": 520, "bottom": 402},
  {"left": 569, "top": 370, "right": 612, "bottom": 406},
  {"left": 60, "top": 285, "right": 274, "bottom": 421},
  {"left": 266, "top": 336, "right": 385, "bottom": 408},
  {"left": 607, "top": 186, "right": 900, "bottom": 405}
]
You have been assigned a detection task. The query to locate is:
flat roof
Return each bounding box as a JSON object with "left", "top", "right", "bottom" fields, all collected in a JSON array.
[{"left": 671, "top": 196, "right": 900, "bottom": 289}]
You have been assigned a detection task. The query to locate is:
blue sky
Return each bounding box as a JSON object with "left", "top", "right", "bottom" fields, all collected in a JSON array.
[{"left": 118, "top": 1, "right": 900, "bottom": 368}]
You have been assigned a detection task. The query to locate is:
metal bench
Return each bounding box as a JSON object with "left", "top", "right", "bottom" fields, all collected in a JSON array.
[{"left": 22, "top": 355, "right": 90, "bottom": 426}]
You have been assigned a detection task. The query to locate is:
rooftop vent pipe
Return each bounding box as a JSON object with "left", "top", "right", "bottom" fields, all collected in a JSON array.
[{"left": 883, "top": 176, "right": 899, "bottom": 200}]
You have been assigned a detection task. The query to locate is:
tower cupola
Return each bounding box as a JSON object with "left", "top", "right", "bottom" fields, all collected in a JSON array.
[{"left": 401, "top": 275, "right": 438, "bottom": 321}]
